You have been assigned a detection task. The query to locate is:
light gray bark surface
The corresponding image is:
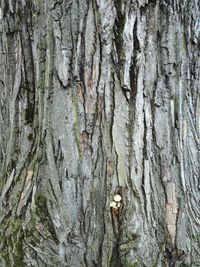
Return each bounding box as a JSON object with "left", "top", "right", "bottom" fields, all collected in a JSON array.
[{"left": 0, "top": 0, "right": 199, "bottom": 266}]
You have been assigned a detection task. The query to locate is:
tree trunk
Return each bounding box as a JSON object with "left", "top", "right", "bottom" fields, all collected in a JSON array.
[{"left": 0, "top": 0, "right": 199, "bottom": 266}]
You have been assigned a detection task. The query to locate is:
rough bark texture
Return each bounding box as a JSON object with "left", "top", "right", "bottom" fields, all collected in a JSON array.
[{"left": 0, "top": 0, "right": 199, "bottom": 266}]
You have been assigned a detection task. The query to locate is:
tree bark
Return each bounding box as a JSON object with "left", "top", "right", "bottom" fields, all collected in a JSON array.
[{"left": 0, "top": 0, "right": 199, "bottom": 266}]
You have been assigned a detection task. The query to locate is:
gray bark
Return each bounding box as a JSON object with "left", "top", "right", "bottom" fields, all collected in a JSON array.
[{"left": 0, "top": 0, "right": 199, "bottom": 266}]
